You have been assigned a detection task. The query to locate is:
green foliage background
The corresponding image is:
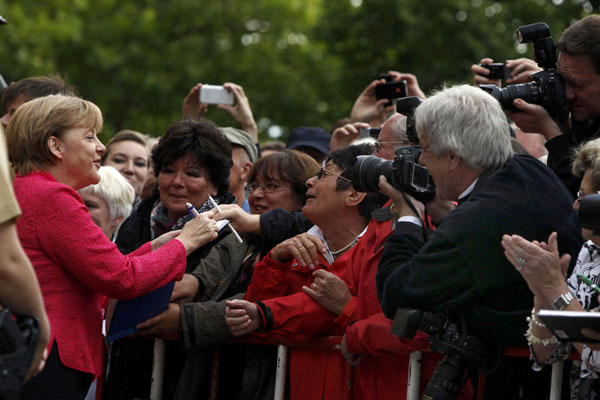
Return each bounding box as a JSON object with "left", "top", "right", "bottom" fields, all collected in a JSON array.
[{"left": 0, "top": 0, "right": 596, "bottom": 143}]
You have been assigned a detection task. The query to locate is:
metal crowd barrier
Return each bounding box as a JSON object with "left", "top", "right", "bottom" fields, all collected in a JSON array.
[{"left": 96, "top": 337, "right": 577, "bottom": 400}]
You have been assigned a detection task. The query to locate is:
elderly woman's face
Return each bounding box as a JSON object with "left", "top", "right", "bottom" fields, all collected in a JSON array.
[
  {"left": 80, "top": 191, "right": 117, "bottom": 239},
  {"left": 158, "top": 154, "right": 216, "bottom": 222},
  {"left": 103, "top": 140, "right": 149, "bottom": 197},
  {"left": 302, "top": 161, "right": 352, "bottom": 224},
  {"left": 248, "top": 173, "right": 302, "bottom": 215}
]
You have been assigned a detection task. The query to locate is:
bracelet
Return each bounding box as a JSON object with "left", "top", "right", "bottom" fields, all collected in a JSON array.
[
  {"left": 525, "top": 325, "right": 558, "bottom": 346},
  {"left": 527, "top": 307, "right": 546, "bottom": 328}
]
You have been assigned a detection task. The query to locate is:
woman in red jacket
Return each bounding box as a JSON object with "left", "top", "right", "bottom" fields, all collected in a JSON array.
[{"left": 5, "top": 94, "right": 219, "bottom": 399}]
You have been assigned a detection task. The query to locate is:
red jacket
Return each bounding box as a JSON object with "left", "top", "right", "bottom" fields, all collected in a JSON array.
[
  {"left": 13, "top": 172, "right": 187, "bottom": 377},
  {"left": 246, "top": 215, "right": 473, "bottom": 399}
]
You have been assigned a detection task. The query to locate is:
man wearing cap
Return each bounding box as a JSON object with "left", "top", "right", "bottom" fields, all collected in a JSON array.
[
  {"left": 286, "top": 126, "right": 331, "bottom": 164},
  {"left": 221, "top": 127, "right": 258, "bottom": 212}
]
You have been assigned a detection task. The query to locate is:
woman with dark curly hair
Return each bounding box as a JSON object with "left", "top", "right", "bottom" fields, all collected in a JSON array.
[{"left": 105, "top": 118, "right": 235, "bottom": 400}]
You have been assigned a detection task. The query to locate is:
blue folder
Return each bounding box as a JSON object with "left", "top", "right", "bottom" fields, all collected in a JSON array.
[{"left": 106, "top": 281, "right": 174, "bottom": 342}]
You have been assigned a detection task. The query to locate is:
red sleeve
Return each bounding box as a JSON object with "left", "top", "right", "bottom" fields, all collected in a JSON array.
[
  {"left": 36, "top": 186, "right": 186, "bottom": 299},
  {"left": 333, "top": 296, "right": 358, "bottom": 327},
  {"left": 344, "top": 312, "right": 429, "bottom": 357},
  {"left": 245, "top": 252, "right": 292, "bottom": 301},
  {"left": 262, "top": 291, "right": 343, "bottom": 337}
]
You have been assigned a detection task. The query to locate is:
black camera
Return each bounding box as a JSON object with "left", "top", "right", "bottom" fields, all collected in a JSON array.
[
  {"left": 397, "top": 96, "right": 424, "bottom": 144},
  {"left": 392, "top": 308, "right": 492, "bottom": 400},
  {"left": 480, "top": 22, "right": 566, "bottom": 117},
  {"left": 349, "top": 146, "right": 435, "bottom": 203},
  {"left": 578, "top": 194, "right": 600, "bottom": 235},
  {"left": 375, "top": 73, "right": 408, "bottom": 107},
  {"left": 478, "top": 62, "right": 514, "bottom": 81},
  {"left": 0, "top": 310, "right": 40, "bottom": 400}
]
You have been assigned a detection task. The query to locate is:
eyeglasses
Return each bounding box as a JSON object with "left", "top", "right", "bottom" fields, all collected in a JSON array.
[
  {"left": 577, "top": 189, "right": 600, "bottom": 202},
  {"left": 248, "top": 182, "right": 292, "bottom": 194},
  {"left": 316, "top": 167, "right": 352, "bottom": 183},
  {"left": 374, "top": 140, "right": 409, "bottom": 153}
]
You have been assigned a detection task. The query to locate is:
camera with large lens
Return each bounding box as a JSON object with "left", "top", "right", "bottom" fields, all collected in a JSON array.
[
  {"left": 392, "top": 308, "right": 492, "bottom": 400},
  {"left": 349, "top": 95, "right": 435, "bottom": 202},
  {"left": 479, "top": 22, "right": 566, "bottom": 117},
  {"left": 350, "top": 146, "right": 435, "bottom": 203},
  {"left": 0, "top": 309, "right": 40, "bottom": 400}
]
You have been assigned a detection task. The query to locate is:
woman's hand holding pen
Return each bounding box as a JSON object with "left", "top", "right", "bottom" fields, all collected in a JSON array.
[{"left": 177, "top": 208, "right": 219, "bottom": 255}]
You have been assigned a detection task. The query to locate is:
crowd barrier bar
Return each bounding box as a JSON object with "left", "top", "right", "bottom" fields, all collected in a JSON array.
[{"left": 103, "top": 337, "right": 579, "bottom": 400}]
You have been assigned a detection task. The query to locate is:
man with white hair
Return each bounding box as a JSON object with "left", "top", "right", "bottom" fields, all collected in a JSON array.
[{"left": 376, "top": 85, "right": 582, "bottom": 399}]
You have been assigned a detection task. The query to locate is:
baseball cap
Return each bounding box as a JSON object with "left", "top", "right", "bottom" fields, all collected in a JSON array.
[{"left": 221, "top": 127, "right": 258, "bottom": 163}]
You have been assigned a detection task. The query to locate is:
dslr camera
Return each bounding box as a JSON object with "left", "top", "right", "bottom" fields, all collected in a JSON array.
[
  {"left": 480, "top": 22, "right": 566, "bottom": 117},
  {"left": 348, "top": 96, "right": 435, "bottom": 203},
  {"left": 393, "top": 308, "right": 493, "bottom": 400},
  {"left": 350, "top": 146, "right": 435, "bottom": 203}
]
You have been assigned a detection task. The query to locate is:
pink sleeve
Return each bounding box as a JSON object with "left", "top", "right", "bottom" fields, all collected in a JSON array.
[
  {"left": 344, "top": 312, "right": 429, "bottom": 357},
  {"left": 37, "top": 187, "right": 186, "bottom": 299}
]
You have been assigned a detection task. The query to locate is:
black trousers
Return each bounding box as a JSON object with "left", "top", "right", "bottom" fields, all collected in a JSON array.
[{"left": 20, "top": 341, "right": 94, "bottom": 400}]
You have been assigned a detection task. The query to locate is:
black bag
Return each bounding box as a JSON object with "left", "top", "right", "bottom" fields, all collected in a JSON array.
[{"left": 0, "top": 309, "right": 39, "bottom": 400}]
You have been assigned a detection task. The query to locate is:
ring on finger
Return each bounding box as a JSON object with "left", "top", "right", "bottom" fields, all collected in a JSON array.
[{"left": 515, "top": 256, "right": 527, "bottom": 271}]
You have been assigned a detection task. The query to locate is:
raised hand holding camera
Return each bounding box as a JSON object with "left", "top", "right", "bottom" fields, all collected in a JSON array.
[{"left": 480, "top": 22, "right": 566, "bottom": 117}]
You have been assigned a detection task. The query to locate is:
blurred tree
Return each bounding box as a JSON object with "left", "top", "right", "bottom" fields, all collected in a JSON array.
[{"left": 0, "top": 0, "right": 594, "bottom": 143}]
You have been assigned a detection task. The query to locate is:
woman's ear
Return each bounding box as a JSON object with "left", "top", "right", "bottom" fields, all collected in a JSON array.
[
  {"left": 47, "top": 136, "right": 64, "bottom": 160},
  {"left": 346, "top": 187, "right": 367, "bottom": 207}
]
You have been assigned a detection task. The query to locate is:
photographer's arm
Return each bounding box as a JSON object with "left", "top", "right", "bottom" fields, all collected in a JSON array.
[
  {"left": 330, "top": 122, "right": 368, "bottom": 152},
  {"left": 0, "top": 220, "right": 50, "bottom": 380},
  {"left": 218, "top": 83, "right": 258, "bottom": 143},
  {"left": 350, "top": 79, "right": 391, "bottom": 127},
  {"left": 387, "top": 71, "right": 426, "bottom": 99},
  {"left": 182, "top": 83, "right": 208, "bottom": 119},
  {"left": 507, "top": 99, "right": 562, "bottom": 141},
  {"left": 507, "top": 100, "right": 580, "bottom": 196},
  {"left": 505, "top": 58, "right": 542, "bottom": 84},
  {"left": 471, "top": 58, "right": 502, "bottom": 87}
]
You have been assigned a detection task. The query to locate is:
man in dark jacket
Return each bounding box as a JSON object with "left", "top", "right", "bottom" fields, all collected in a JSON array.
[
  {"left": 376, "top": 84, "right": 583, "bottom": 399},
  {"left": 508, "top": 15, "right": 600, "bottom": 196}
]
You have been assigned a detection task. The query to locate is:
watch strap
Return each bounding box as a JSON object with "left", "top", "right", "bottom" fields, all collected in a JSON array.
[{"left": 552, "top": 292, "right": 575, "bottom": 310}]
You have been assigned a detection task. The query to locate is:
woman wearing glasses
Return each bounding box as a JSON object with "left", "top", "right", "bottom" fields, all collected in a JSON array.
[{"left": 226, "top": 144, "right": 398, "bottom": 400}]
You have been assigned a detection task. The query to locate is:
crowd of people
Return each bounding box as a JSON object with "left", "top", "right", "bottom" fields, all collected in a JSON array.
[{"left": 3, "top": 12, "right": 600, "bottom": 400}]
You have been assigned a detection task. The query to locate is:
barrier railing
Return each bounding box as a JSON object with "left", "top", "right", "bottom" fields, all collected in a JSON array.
[{"left": 98, "top": 336, "right": 580, "bottom": 400}]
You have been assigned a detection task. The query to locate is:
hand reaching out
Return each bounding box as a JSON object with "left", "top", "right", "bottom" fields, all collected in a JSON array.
[{"left": 225, "top": 299, "right": 260, "bottom": 337}]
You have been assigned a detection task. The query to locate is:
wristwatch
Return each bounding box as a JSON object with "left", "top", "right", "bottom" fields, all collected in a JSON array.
[{"left": 552, "top": 292, "right": 575, "bottom": 310}]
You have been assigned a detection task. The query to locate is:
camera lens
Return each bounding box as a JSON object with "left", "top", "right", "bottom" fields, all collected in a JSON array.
[
  {"left": 497, "top": 83, "right": 541, "bottom": 109},
  {"left": 480, "top": 83, "right": 540, "bottom": 111},
  {"left": 349, "top": 155, "right": 394, "bottom": 192},
  {"left": 422, "top": 354, "right": 468, "bottom": 400}
]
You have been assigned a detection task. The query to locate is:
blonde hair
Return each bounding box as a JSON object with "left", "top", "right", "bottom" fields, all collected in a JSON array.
[
  {"left": 6, "top": 94, "right": 103, "bottom": 175},
  {"left": 101, "top": 129, "right": 148, "bottom": 165},
  {"left": 572, "top": 138, "right": 600, "bottom": 190}
]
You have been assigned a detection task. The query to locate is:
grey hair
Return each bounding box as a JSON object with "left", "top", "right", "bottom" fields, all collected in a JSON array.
[
  {"left": 415, "top": 85, "right": 513, "bottom": 170},
  {"left": 390, "top": 114, "right": 409, "bottom": 144},
  {"left": 78, "top": 166, "right": 135, "bottom": 221},
  {"left": 572, "top": 138, "right": 600, "bottom": 190}
]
